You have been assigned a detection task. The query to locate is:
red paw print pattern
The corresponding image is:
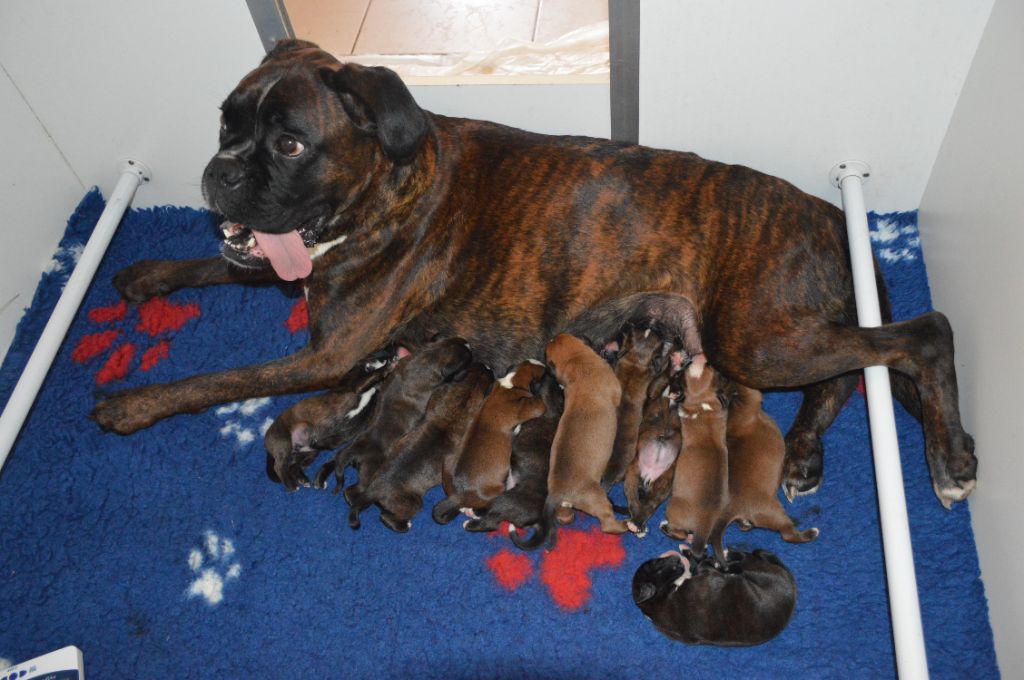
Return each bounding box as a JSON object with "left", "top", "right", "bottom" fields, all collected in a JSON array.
[
  {"left": 484, "top": 524, "right": 626, "bottom": 611},
  {"left": 72, "top": 296, "right": 200, "bottom": 385}
]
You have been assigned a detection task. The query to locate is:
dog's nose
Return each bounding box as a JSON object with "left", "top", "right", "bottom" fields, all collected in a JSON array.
[
  {"left": 218, "top": 163, "right": 245, "bottom": 189},
  {"left": 209, "top": 156, "right": 246, "bottom": 190}
]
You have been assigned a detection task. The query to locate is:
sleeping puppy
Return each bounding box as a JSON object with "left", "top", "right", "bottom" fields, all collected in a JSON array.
[
  {"left": 313, "top": 337, "right": 473, "bottom": 498},
  {"left": 624, "top": 368, "right": 682, "bottom": 535},
  {"left": 512, "top": 334, "right": 631, "bottom": 550},
  {"left": 710, "top": 383, "right": 819, "bottom": 557},
  {"left": 265, "top": 346, "right": 399, "bottom": 490},
  {"left": 660, "top": 354, "right": 728, "bottom": 558},
  {"left": 632, "top": 548, "right": 798, "bottom": 646},
  {"left": 462, "top": 371, "right": 564, "bottom": 533},
  {"left": 433, "top": 361, "right": 547, "bottom": 524},
  {"left": 603, "top": 325, "right": 668, "bottom": 488},
  {"left": 347, "top": 362, "right": 492, "bottom": 531}
]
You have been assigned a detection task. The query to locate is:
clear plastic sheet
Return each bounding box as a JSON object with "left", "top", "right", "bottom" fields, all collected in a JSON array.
[{"left": 344, "top": 22, "right": 609, "bottom": 82}]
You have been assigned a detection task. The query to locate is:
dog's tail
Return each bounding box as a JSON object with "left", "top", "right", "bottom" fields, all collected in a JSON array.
[
  {"left": 431, "top": 496, "right": 463, "bottom": 525},
  {"left": 710, "top": 518, "right": 729, "bottom": 568},
  {"left": 510, "top": 498, "right": 558, "bottom": 551}
]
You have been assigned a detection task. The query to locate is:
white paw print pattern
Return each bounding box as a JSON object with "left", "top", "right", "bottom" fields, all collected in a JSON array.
[
  {"left": 186, "top": 531, "right": 242, "bottom": 606},
  {"left": 871, "top": 217, "right": 921, "bottom": 263},
  {"left": 216, "top": 397, "right": 274, "bottom": 447}
]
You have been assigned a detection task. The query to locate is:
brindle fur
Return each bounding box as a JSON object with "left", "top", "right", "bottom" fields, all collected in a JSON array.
[{"left": 92, "top": 40, "right": 975, "bottom": 507}]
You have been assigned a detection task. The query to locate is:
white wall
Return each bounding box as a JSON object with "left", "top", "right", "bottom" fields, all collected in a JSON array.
[
  {"left": 0, "top": 1, "right": 266, "bottom": 208},
  {"left": 919, "top": 0, "right": 1024, "bottom": 673},
  {"left": 638, "top": 0, "right": 994, "bottom": 211},
  {"left": 0, "top": 66, "right": 84, "bottom": 358}
]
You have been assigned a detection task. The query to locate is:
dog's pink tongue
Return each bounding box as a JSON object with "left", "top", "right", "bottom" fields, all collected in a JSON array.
[{"left": 252, "top": 229, "right": 312, "bottom": 281}]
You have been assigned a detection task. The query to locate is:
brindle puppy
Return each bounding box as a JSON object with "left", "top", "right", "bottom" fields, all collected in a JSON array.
[
  {"left": 265, "top": 346, "right": 398, "bottom": 490},
  {"left": 709, "top": 384, "right": 819, "bottom": 558},
  {"left": 347, "top": 362, "right": 492, "bottom": 531},
  {"left": 462, "top": 371, "right": 564, "bottom": 534},
  {"left": 624, "top": 369, "right": 682, "bottom": 534},
  {"left": 633, "top": 548, "right": 797, "bottom": 647},
  {"left": 661, "top": 355, "right": 728, "bottom": 558},
  {"left": 313, "top": 338, "right": 472, "bottom": 498},
  {"left": 433, "top": 361, "right": 546, "bottom": 524},
  {"left": 604, "top": 326, "right": 669, "bottom": 488},
  {"left": 513, "top": 334, "right": 631, "bottom": 550}
]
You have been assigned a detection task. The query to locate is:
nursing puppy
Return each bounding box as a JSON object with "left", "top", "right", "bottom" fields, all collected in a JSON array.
[
  {"left": 462, "top": 371, "right": 564, "bottom": 533},
  {"left": 433, "top": 361, "right": 546, "bottom": 524},
  {"left": 264, "top": 346, "right": 399, "bottom": 490},
  {"left": 632, "top": 548, "right": 797, "bottom": 646},
  {"left": 313, "top": 337, "right": 472, "bottom": 497},
  {"left": 710, "top": 384, "right": 819, "bottom": 558},
  {"left": 513, "top": 334, "right": 631, "bottom": 550},
  {"left": 347, "top": 362, "right": 492, "bottom": 531},
  {"left": 604, "top": 325, "right": 668, "bottom": 488},
  {"left": 624, "top": 370, "right": 682, "bottom": 534},
  {"left": 661, "top": 354, "right": 728, "bottom": 557}
]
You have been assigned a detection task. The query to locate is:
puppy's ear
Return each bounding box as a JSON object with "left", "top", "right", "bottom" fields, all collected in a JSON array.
[
  {"left": 632, "top": 581, "right": 658, "bottom": 605},
  {"left": 320, "top": 64, "right": 428, "bottom": 164}
]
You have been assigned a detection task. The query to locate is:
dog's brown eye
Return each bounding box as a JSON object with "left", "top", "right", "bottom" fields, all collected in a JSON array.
[{"left": 275, "top": 135, "right": 305, "bottom": 157}]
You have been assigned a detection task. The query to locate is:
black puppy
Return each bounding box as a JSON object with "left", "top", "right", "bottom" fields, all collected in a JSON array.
[
  {"left": 347, "top": 362, "right": 493, "bottom": 531},
  {"left": 314, "top": 337, "right": 472, "bottom": 498},
  {"left": 462, "top": 371, "right": 564, "bottom": 534},
  {"left": 632, "top": 548, "right": 797, "bottom": 646}
]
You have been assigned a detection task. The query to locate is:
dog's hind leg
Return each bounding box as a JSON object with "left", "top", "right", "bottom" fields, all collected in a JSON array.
[
  {"left": 781, "top": 373, "right": 859, "bottom": 500},
  {"left": 713, "top": 311, "right": 976, "bottom": 508},
  {"left": 573, "top": 485, "right": 632, "bottom": 534}
]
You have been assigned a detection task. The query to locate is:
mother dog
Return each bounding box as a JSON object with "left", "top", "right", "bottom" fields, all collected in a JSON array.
[{"left": 92, "top": 40, "right": 975, "bottom": 507}]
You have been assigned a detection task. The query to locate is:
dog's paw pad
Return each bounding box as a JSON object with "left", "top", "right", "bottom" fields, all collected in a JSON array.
[{"left": 186, "top": 530, "right": 241, "bottom": 606}]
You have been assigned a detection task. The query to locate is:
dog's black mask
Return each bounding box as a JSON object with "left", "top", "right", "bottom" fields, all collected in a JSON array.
[{"left": 201, "top": 39, "right": 428, "bottom": 270}]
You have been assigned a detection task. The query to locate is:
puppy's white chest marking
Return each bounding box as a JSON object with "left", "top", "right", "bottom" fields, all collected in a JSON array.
[
  {"left": 345, "top": 387, "right": 376, "bottom": 419},
  {"left": 701, "top": 402, "right": 713, "bottom": 411},
  {"left": 498, "top": 371, "right": 516, "bottom": 389}
]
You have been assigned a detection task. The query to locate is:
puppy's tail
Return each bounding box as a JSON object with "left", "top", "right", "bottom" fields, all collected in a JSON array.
[
  {"left": 510, "top": 499, "right": 558, "bottom": 551},
  {"left": 431, "top": 496, "right": 462, "bottom": 525},
  {"left": 710, "top": 519, "right": 729, "bottom": 568}
]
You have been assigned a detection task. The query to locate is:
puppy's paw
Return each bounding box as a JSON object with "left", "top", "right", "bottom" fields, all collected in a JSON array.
[{"left": 932, "top": 431, "right": 977, "bottom": 509}]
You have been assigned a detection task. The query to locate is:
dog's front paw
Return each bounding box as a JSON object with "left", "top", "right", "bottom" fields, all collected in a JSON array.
[
  {"left": 782, "top": 433, "right": 823, "bottom": 501},
  {"left": 113, "top": 260, "right": 176, "bottom": 303},
  {"left": 91, "top": 389, "right": 163, "bottom": 434}
]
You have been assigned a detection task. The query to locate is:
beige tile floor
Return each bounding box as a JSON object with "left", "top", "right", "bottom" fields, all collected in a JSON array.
[{"left": 287, "top": 0, "right": 607, "bottom": 56}]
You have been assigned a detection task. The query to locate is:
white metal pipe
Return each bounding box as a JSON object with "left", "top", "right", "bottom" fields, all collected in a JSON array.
[
  {"left": 831, "top": 160, "right": 929, "bottom": 679},
  {"left": 0, "top": 160, "right": 151, "bottom": 476}
]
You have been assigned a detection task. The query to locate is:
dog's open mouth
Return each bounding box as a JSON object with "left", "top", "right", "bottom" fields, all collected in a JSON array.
[{"left": 220, "top": 221, "right": 320, "bottom": 281}]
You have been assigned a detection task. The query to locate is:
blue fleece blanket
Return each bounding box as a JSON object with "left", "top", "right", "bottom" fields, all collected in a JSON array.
[{"left": 0, "top": 190, "right": 997, "bottom": 678}]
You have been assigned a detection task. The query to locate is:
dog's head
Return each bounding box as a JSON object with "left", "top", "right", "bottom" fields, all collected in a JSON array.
[{"left": 202, "top": 39, "right": 429, "bottom": 279}]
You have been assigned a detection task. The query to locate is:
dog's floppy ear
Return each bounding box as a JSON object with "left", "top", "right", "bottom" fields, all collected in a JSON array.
[
  {"left": 320, "top": 64, "right": 428, "bottom": 164},
  {"left": 632, "top": 581, "right": 658, "bottom": 605}
]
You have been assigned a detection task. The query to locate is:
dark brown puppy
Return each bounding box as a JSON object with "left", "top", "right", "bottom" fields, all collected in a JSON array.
[
  {"left": 513, "top": 334, "right": 630, "bottom": 549},
  {"left": 313, "top": 338, "right": 472, "bottom": 497},
  {"left": 94, "top": 40, "right": 975, "bottom": 510},
  {"left": 264, "top": 346, "right": 398, "bottom": 490},
  {"left": 433, "top": 361, "right": 546, "bottom": 524},
  {"left": 710, "top": 384, "right": 819, "bottom": 558},
  {"left": 604, "top": 326, "right": 669, "bottom": 488},
  {"left": 462, "top": 371, "right": 564, "bottom": 533},
  {"left": 624, "top": 370, "right": 682, "bottom": 534},
  {"left": 632, "top": 548, "right": 797, "bottom": 646},
  {"left": 661, "top": 355, "right": 728, "bottom": 557},
  {"left": 347, "top": 362, "right": 492, "bottom": 531}
]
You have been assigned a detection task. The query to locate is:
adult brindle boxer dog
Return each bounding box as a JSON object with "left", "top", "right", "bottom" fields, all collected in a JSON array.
[{"left": 91, "top": 39, "right": 976, "bottom": 508}]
